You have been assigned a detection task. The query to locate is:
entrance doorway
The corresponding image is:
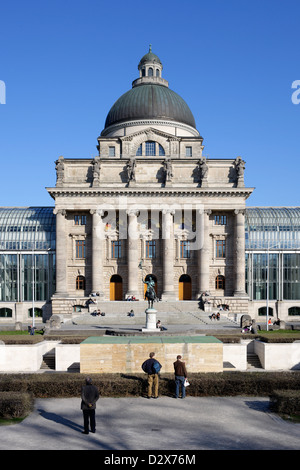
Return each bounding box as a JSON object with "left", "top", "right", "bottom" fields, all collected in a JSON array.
[
  {"left": 110, "top": 274, "right": 123, "bottom": 300},
  {"left": 179, "top": 274, "right": 192, "bottom": 300},
  {"left": 144, "top": 274, "right": 158, "bottom": 299}
]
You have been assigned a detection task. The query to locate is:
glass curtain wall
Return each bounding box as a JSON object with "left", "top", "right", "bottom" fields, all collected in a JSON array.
[
  {"left": 245, "top": 207, "right": 300, "bottom": 302},
  {"left": 0, "top": 207, "right": 56, "bottom": 303}
]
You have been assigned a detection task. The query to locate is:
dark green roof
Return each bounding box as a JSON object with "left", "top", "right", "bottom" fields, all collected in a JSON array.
[
  {"left": 139, "top": 51, "right": 162, "bottom": 66},
  {"left": 104, "top": 83, "right": 196, "bottom": 130}
]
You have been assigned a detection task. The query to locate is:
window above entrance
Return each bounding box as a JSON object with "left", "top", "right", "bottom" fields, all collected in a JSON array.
[{"left": 136, "top": 140, "right": 165, "bottom": 156}]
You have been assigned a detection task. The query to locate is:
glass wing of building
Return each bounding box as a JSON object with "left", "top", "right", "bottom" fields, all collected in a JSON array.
[
  {"left": 0, "top": 207, "right": 56, "bottom": 303},
  {"left": 245, "top": 207, "right": 300, "bottom": 305}
]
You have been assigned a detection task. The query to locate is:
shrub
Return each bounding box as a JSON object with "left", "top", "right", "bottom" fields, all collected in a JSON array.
[
  {"left": 0, "top": 392, "right": 34, "bottom": 419},
  {"left": 0, "top": 372, "right": 300, "bottom": 398},
  {"left": 270, "top": 389, "right": 300, "bottom": 416}
]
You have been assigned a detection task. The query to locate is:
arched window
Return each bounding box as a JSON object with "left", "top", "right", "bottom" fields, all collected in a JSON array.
[
  {"left": 0, "top": 307, "right": 12, "bottom": 318},
  {"left": 215, "top": 275, "right": 225, "bottom": 290},
  {"left": 288, "top": 306, "right": 300, "bottom": 316},
  {"left": 258, "top": 306, "right": 273, "bottom": 316},
  {"left": 136, "top": 141, "right": 165, "bottom": 156},
  {"left": 73, "top": 305, "right": 82, "bottom": 312},
  {"left": 159, "top": 144, "right": 165, "bottom": 156},
  {"left": 28, "top": 307, "right": 42, "bottom": 318},
  {"left": 156, "top": 69, "right": 160, "bottom": 77},
  {"left": 76, "top": 275, "right": 86, "bottom": 290},
  {"left": 148, "top": 67, "right": 153, "bottom": 77}
]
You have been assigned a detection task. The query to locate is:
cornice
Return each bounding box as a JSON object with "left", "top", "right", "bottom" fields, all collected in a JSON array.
[{"left": 46, "top": 187, "right": 254, "bottom": 199}]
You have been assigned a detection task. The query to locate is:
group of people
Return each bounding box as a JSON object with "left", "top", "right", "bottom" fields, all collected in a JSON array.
[
  {"left": 80, "top": 352, "right": 188, "bottom": 435},
  {"left": 91, "top": 309, "right": 105, "bottom": 316},
  {"left": 126, "top": 295, "right": 137, "bottom": 301},
  {"left": 210, "top": 312, "right": 221, "bottom": 321},
  {"left": 141, "top": 352, "right": 188, "bottom": 399}
]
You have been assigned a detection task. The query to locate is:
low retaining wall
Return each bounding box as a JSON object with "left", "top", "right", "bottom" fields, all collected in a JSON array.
[
  {"left": 80, "top": 336, "right": 223, "bottom": 374},
  {"left": 0, "top": 341, "right": 59, "bottom": 372},
  {"left": 1, "top": 339, "right": 300, "bottom": 373},
  {"left": 255, "top": 340, "right": 300, "bottom": 370}
]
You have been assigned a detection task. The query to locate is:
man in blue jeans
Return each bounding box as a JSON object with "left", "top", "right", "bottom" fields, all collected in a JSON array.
[{"left": 173, "top": 355, "right": 188, "bottom": 399}]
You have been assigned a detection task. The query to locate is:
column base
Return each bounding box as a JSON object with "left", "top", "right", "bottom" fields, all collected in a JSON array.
[{"left": 233, "top": 291, "right": 248, "bottom": 298}]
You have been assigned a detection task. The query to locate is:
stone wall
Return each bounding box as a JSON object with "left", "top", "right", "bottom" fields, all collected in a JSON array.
[{"left": 80, "top": 336, "right": 223, "bottom": 374}]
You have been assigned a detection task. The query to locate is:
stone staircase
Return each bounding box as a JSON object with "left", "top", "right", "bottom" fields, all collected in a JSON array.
[
  {"left": 247, "top": 353, "right": 262, "bottom": 370},
  {"left": 68, "top": 301, "right": 239, "bottom": 328},
  {"left": 40, "top": 349, "right": 56, "bottom": 370}
]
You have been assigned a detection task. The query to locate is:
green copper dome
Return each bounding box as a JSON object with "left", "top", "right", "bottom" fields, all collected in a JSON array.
[
  {"left": 103, "top": 48, "right": 196, "bottom": 131},
  {"left": 104, "top": 84, "right": 196, "bottom": 129}
]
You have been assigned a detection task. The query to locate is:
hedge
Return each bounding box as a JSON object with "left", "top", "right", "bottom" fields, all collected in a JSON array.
[
  {"left": 0, "top": 371, "right": 300, "bottom": 398},
  {"left": 0, "top": 392, "right": 34, "bottom": 419},
  {"left": 270, "top": 390, "right": 300, "bottom": 416}
]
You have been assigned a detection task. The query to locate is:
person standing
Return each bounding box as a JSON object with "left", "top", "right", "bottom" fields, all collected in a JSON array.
[
  {"left": 142, "top": 352, "right": 162, "bottom": 399},
  {"left": 173, "top": 355, "right": 188, "bottom": 399},
  {"left": 81, "top": 377, "right": 100, "bottom": 434}
]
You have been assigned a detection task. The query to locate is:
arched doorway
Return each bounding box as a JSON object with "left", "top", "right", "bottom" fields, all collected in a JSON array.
[
  {"left": 110, "top": 274, "right": 123, "bottom": 301},
  {"left": 144, "top": 274, "right": 158, "bottom": 299},
  {"left": 179, "top": 274, "right": 192, "bottom": 300}
]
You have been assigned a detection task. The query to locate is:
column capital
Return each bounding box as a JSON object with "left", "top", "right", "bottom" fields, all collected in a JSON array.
[
  {"left": 90, "top": 209, "right": 105, "bottom": 217},
  {"left": 126, "top": 208, "right": 139, "bottom": 217},
  {"left": 197, "top": 209, "right": 212, "bottom": 215},
  {"left": 162, "top": 208, "right": 175, "bottom": 215},
  {"left": 53, "top": 208, "right": 67, "bottom": 217},
  {"left": 234, "top": 209, "right": 245, "bottom": 216}
]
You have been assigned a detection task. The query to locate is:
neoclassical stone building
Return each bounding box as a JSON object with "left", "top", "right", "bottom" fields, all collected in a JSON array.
[{"left": 47, "top": 48, "right": 254, "bottom": 316}]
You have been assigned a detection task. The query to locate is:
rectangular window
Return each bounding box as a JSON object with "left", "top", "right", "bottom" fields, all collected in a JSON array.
[
  {"left": 74, "top": 214, "right": 87, "bottom": 225},
  {"left": 111, "top": 240, "right": 122, "bottom": 259},
  {"left": 214, "top": 215, "right": 227, "bottom": 225},
  {"left": 75, "top": 240, "right": 86, "bottom": 259},
  {"left": 146, "top": 240, "right": 156, "bottom": 258},
  {"left": 145, "top": 141, "right": 155, "bottom": 156},
  {"left": 185, "top": 146, "right": 192, "bottom": 157},
  {"left": 180, "top": 240, "right": 191, "bottom": 258},
  {"left": 216, "top": 240, "right": 226, "bottom": 258},
  {"left": 109, "top": 146, "right": 116, "bottom": 157}
]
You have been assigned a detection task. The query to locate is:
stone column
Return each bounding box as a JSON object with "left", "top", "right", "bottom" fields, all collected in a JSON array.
[
  {"left": 161, "top": 209, "right": 175, "bottom": 300},
  {"left": 53, "top": 209, "right": 68, "bottom": 296},
  {"left": 234, "top": 209, "right": 247, "bottom": 296},
  {"left": 127, "top": 209, "right": 139, "bottom": 297},
  {"left": 197, "top": 209, "right": 211, "bottom": 297},
  {"left": 90, "top": 209, "right": 105, "bottom": 298}
]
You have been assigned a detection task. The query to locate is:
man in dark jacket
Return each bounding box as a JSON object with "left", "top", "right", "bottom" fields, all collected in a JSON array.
[
  {"left": 81, "top": 377, "right": 100, "bottom": 434},
  {"left": 173, "top": 355, "right": 188, "bottom": 399},
  {"left": 142, "top": 352, "right": 162, "bottom": 399}
]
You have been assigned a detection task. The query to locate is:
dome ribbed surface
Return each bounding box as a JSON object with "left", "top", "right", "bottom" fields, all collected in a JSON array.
[{"left": 104, "top": 84, "right": 196, "bottom": 130}]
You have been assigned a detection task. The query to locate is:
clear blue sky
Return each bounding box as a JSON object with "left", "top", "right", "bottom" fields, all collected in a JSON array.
[{"left": 0, "top": 0, "right": 299, "bottom": 207}]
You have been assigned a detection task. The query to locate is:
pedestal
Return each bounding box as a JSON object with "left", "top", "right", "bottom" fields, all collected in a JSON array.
[{"left": 142, "top": 308, "right": 160, "bottom": 333}]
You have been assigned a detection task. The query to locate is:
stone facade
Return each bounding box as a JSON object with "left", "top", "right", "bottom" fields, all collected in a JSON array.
[{"left": 47, "top": 49, "right": 254, "bottom": 317}]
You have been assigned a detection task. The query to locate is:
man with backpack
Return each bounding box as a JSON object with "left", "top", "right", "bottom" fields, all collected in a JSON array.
[{"left": 141, "top": 352, "right": 162, "bottom": 399}]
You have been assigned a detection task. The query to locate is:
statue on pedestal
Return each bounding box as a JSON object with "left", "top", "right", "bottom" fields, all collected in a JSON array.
[{"left": 143, "top": 275, "right": 157, "bottom": 309}]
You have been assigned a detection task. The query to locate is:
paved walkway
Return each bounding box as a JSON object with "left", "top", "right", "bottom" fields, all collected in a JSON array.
[{"left": 1, "top": 396, "right": 300, "bottom": 451}]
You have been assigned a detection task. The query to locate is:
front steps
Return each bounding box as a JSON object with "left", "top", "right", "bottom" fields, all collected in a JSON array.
[{"left": 68, "top": 301, "right": 239, "bottom": 328}]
